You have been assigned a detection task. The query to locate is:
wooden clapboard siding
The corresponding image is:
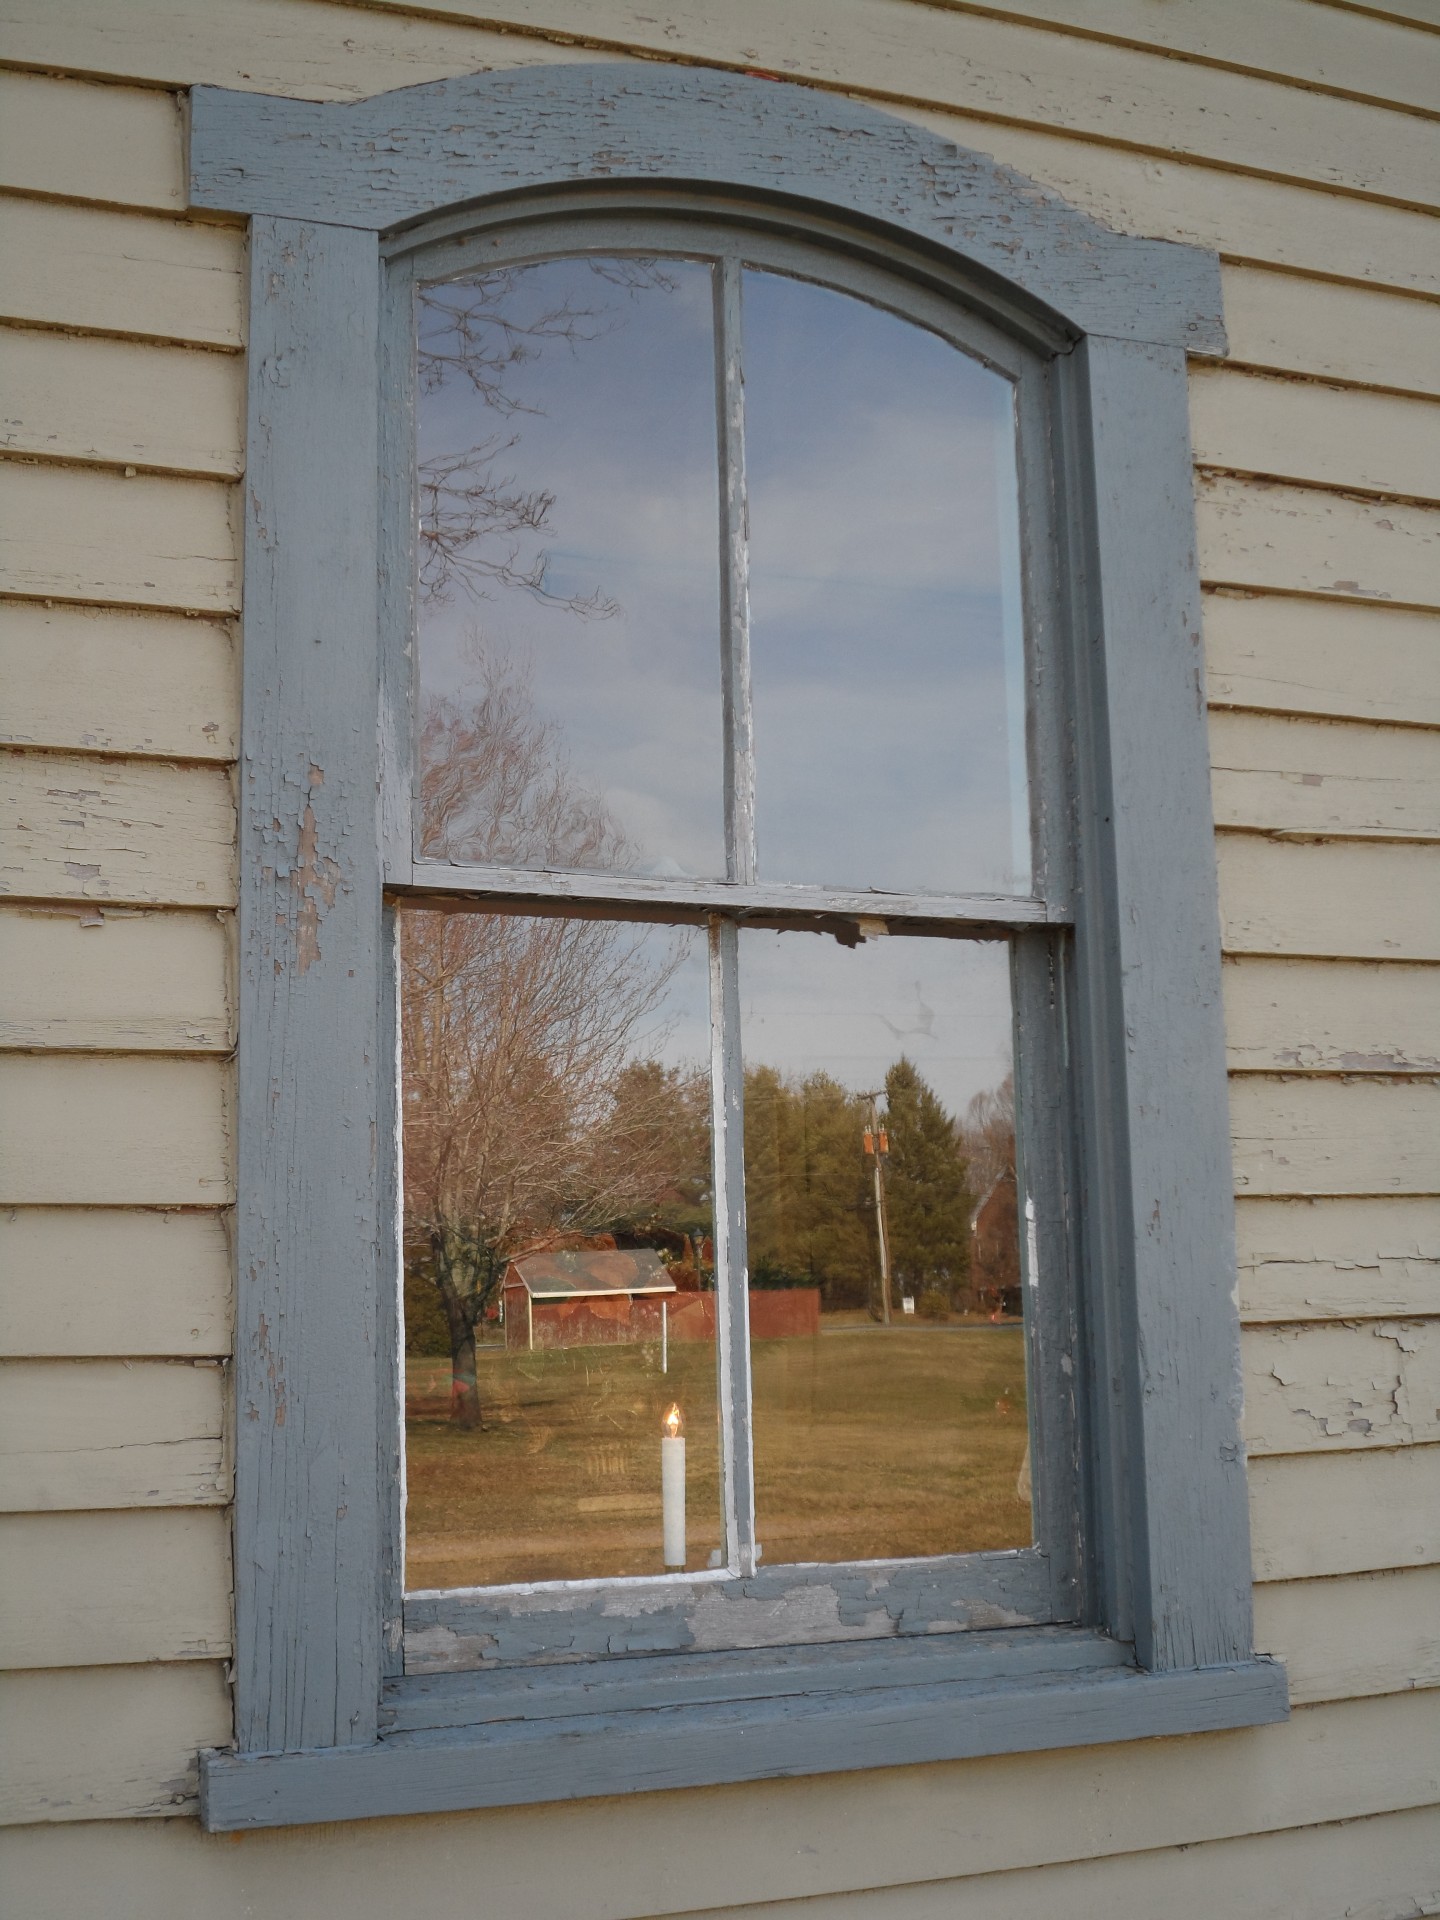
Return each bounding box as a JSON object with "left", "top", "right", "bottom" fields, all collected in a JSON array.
[
  {"left": 0, "top": 1510, "right": 231, "bottom": 1668},
  {"left": 0, "top": 1359, "right": 228, "bottom": 1510},
  {"left": 1243, "top": 1319, "right": 1440, "bottom": 1455},
  {"left": 1237, "top": 1195, "right": 1440, "bottom": 1320},
  {"left": 1209, "top": 711, "right": 1440, "bottom": 839},
  {"left": 0, "top": 198, "right": 245, "bottom": 348},
  {"left": 0, "top": 1208, "right": 232, "bottom": 1358},
  {"left": 1218, "top": 836, "right": 1440, "bottom": 960},
  {"left": 1220, "top": 266, "right": 1440, "bottom": 399},
  {"left": 1249, "top": 1446, "right": 1440, "bottom": 1579},
  {"left": 1197, "top": 475, "right": 1440, "bottom": 607},
  {"left": 0, "top": 70, "right": 184, "bottom": 213},
  {"left": 1231, "top": 1074, "right": 1440, "bottom": 1195},
  {"left": 0, "top": 329, "right": 243, "bottom": 478},
  {"left": 1224, "top": 959, "right": 1440, "bottom": 1077},
  {"left": 0, "top": 908, "right": 233, "bottom": 1052},
  {"left": 1203, "top": 592, "right": 1440, "bottom": 727},
  {"left": 0, "top": 753, "right": 235, "bottom": 907},
  {"left": 1191, "top": 366, "right": 1440, "bottom": 500},
  {"left": 0, "top": 604, "right": 239, "bottom": 761},
  {"left": 1253, "top": 1566, "right": 1440, "bottom": 1704},
  {"left": 0, "top": 1056, "right": 231, "bottom": 1206}
]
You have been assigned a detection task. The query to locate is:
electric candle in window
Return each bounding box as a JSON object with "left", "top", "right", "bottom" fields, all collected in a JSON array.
[{"left": 661, "top": 1404, "right": 686, "bottom": 1571}]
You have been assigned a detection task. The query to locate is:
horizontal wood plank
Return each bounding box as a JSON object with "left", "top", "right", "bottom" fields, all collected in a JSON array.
[
  {"left": 0, "top": 906, "right": 233, "bottom": 1051},
  {"left": 1209, "top": 710, "right": 1440, "bottom": 840},
  {"left": 1219, "top": 266, "right": 1440, "bottom": 400},
  {"left": 1203, "top": 591, "right": 1440, "bottom": 728},
  {"left": 1191, "top": 366, "right": 1440, "bottom": 502},
  {"left": 1243, "top": 1318, "right": 1440, "bottom": 1454},
  {"left": 0, "top": 197, "right": 245, "bottom": 349},
  {"left": 0, "top": 328, "right": 243, "bottom": 478},
  {"left": 0, "top": 1509, "right": 231, "bottom": 1668},
  {"left": 1218, "top": 835, "right": 1440, "bottom": 960},
  {"left": 1224, "top": 959, "right": 1440, "bottom": 1076},
  {"left": 1249, "top": 1445, "right": 1440, "bottom": 1579},
  {"left": 1197, "top": 475, "right": 1440, "bottom": 609},
  {"left": 0, "top": 1207, "right": 232, "bottom": 1358},
  {"left": 0, "top": 1358, "right": 228, "bottom": 1510},
  {"left": 0, "top": 1056, "right": 232, "bottom": 1206},
  {"left": 1237, "top": 1195, "right": 1440, "bottom": 1321},
  {"left": 0, "top": 463, "right": 238, "bottom": 613},
  {"left": 1253, "top": 1566, "right": 1440, "bottom": 1704},
  {"left": 1231, "top": 1074, "right": 1440, "bottom": 1196},
  {"left": 0, "top": 602, "right": 239, "bottom": 761},
  {"left": 0, "top": 751, "right": 235, "bottom": 907},
  {"left": 0, "top": 70, "right": 184, "bottom": 212},
  {"left": 0, "top": 1662, "right": 231, "bottom": 1823}
]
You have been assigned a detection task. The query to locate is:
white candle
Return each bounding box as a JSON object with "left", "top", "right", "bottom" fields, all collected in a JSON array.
[{"left": 661, "top": 1403, "right": 686, "bottom": 1571}]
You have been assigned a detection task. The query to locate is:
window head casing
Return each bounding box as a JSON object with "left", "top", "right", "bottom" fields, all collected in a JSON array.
[{"left": 190, "top": 63, "right": 1285, "bottom": 1830}]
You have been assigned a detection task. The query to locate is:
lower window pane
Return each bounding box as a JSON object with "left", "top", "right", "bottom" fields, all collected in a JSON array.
[
  {"left": 400, "top": 910, "right": 720, "bottom": 1588},
  {"left": 739, "top": 930, "right": 1032, "bottom": 1564}
]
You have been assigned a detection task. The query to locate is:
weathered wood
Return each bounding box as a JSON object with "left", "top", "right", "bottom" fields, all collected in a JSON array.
[
  {"left": 1231, "top": 1075, "right": 1440, "bottom": 1197},
  {"left": 1204, "top": 591, "right": 1440, "bottom": 728},
  {"left": 1249, "top": 1446, "right": 1440, "bottom": 1579},
  {"left": 1190, "top": 366, "right": 1440, "bottom": 502},
  {"left": 0, "top": 69, "right": 184, "bottom": 212},
  {"left": 0, "top": 753, "right": 235, "bottom": 907},
  {"left": 0, "top": 907, "right": 233, "bottom": 1052},
  {"left": 0, "top": 464, "right": 239, "bottom": 613},
  {"left": 1218, "top": 835, "right": 1440, "bottom": 961},
  {"left": 1197, "top": 475, "right": 1440, "bottom": 609},
  {"left": 0, "top": 1359, "right": 228, "bottom": 1510},
  {"left": 1210, "top": 711, "right": 1440, "bottom": 840},
  {"left": 1236, "top": 1195, "right": 1440, "bottom": 1322},
  {"left": 0, "top": 198, "right": 245, "bottom": 349},
  {"left": 0, "top": 602, "right": 238, "bottom": 762},
  {"left": 1243, "top": 1320, "right": 1440, "bottom": 1455},
  {"left": 0, "top": 1206, "right": 232, "bottom": 1358},
  {"left": 0, "top": 1662, "right": 230, "bottom": 1823},
  {"left": 0, "top": 1509, "right": 231, "bottom": 1668},
  {"left": 0, "top": 328, "right": 243, "bottom": 479},
  {"left": 1220, "top": 264, "right": 1440, "bottom": 399},
  {"left": 1224, "top": 959, "right": 1440, "bottom": 1077},
  {"left": 0, "top": 1056, "right": 231, "bottom": 1206},
  {"left": 1253, "top": 1566, "right": 1440, "bottom": 1705}
]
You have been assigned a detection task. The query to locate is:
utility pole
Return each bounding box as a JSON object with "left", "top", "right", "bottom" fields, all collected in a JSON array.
[{"left": 863, "top": 1093, "right": 893, "bottom": 1326}]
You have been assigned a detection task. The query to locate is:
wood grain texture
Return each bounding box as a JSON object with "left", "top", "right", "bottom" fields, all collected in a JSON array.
[
  {"left": 1203, "top": 591, "right": 1440, "bottom": 728},
  {"left": 1223, "top": 959, "right": 1440, "bottom": 1076},
  {"left": 1219, "top": 265, "right": 1440, "bottom": 399},
  {"left": 1253, "top": 1566, "right": 1440, "bottom": 1704},
  {"left": 1191, "top": 365, "right": 1440, "bottom": 501},
  {"left": 0, "top": 906, "right": 233, "bottom": 1051},
  {"left": 0, "top": 197, "right": 245, "bottom": 349},
  {"left": 0, "top": 1056, "right": 231, "bottom": 1206},
  {"left": 0, "top": 1359, "right": 228, "bottom": 1510},
  {"left": 1243, "top": 1319, "right": 1440, "bottom": 1454},
  {"left": 0, "top": 603, "right": 239, "bottom": 761},
  {"left": 0, "top": 1509, "right": 231, "bottom": 1668},
  {"left": 0, "top": 464, "right": 238, "bottom": 613},
  {"left": 1197, "top": 475, "right": 1440, "bottom": 609},
  {"left": 1218, "top": 835, "right": 1440, "bottom": 960},
  {"left": 0, "top": 329, "right": 243, "bottom": 478},
  {"left": 0, "top": 1207, "right": 232, "bottom": 1358},
  {"left": 0, "top": 752, "right": 235, "bottom": 907},
  {"left": 0, "top": 70, "right": 184, "bottom": 212},
  {"left": 1209, "top": 711, "right": 1440, "bottom": 839},
  {"left": 1236, "top": 1195, "right": 1440, "bottom": 1320},
  {"left": 1231, "top": 1074, "right": 1440, "bottom": 1195},
  {"left": 0, "top": 1662, "right": 231, "bottom": 1823},
  {"left": 1249, "top": 1445, "right": 1440, "bottom": 1578}
]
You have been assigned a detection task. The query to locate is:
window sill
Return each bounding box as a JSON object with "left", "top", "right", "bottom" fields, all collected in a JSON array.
[{"left": 199, "top": 1630, "right": 1287, "bottom": 1830}]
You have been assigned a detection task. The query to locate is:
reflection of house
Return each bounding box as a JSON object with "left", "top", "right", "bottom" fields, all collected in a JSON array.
[{"left": 502, "top": 1248, "right": 677, "bottom": 1351}]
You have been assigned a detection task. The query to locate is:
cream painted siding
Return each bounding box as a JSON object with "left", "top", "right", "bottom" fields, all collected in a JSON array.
[{"left": 1, "top": 1, "right": 1436, "bottom": 1911}]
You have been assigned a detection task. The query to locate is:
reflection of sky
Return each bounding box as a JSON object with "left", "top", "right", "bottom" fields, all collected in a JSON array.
[
  {"left": 743, "top": 270, "right": 1030, "bottom": 895},
  {"left": 417, "top": 258, "right": 726, "bottom": 879}
]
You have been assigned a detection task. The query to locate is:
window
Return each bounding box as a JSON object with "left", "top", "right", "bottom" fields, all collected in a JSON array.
[{"left": 191, "top": 64, "right": 1286, "bottom": 1830}]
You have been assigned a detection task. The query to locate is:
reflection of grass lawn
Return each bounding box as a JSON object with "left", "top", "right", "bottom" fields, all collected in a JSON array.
[{"left": 404, "top": 1325, "right": 1030, "bottom": 1592}]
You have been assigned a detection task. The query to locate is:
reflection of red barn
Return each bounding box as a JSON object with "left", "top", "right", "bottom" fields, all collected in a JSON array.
[{"left": 502, "top": 1248, "right": 822, "bottom": 1350}]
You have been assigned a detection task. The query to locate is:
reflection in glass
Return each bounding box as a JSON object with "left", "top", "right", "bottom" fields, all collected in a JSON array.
[
  {"left": 416, "top": 257, "right": 725, "bottom": 880},
  {"left": 740, "top": 931, "right": 1032, "bottom": 1564},
  {"left": 400, "top": 911, "right": 720, "bottom": 1588},
  {"left": 744, "top": 270, "right": 1031, "bottom": 895}
]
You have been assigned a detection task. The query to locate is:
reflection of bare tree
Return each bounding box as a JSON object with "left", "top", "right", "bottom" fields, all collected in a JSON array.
[{"left": 959, "top": 1075, "right": 1020, "bottom": 1315}]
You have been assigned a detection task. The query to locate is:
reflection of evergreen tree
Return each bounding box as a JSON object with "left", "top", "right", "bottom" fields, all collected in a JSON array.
[
  {"left": 883, "top": 1057, "right": 974, "bottom": 1304},
  {"left": 743, "top": 1067, "right": 873, "bottom": 1306}
]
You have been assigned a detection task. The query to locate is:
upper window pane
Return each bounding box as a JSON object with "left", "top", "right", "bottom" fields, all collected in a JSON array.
[
  {"left": 415, "top": 257, "right": 726, "bottom": 879},
  {"left": 744, "top": 270, "right": 1031, "bottom": 896}
]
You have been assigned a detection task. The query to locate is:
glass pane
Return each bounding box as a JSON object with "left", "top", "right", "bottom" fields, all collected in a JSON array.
[
  {"left": 416, "top": 257, "right": 725, "bottom": 880},
  {"left": 744, "top": 270, "right": 1030, "bottom": 895},
  {"left": 740, "top": 930, "right": 1031, "bottom": 1565},
  {"left": 400, "top": 911, "right": 721, "bottom": 1588}
]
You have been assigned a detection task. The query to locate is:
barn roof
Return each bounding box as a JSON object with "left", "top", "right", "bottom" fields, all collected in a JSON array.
[{"left": 504, "top": 1248, "right": 676, "bottom": 1300}]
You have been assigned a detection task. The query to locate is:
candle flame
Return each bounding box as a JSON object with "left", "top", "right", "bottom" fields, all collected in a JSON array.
[{"left": 663, "top": 1403, "right": 683, "bottom": 1438}]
